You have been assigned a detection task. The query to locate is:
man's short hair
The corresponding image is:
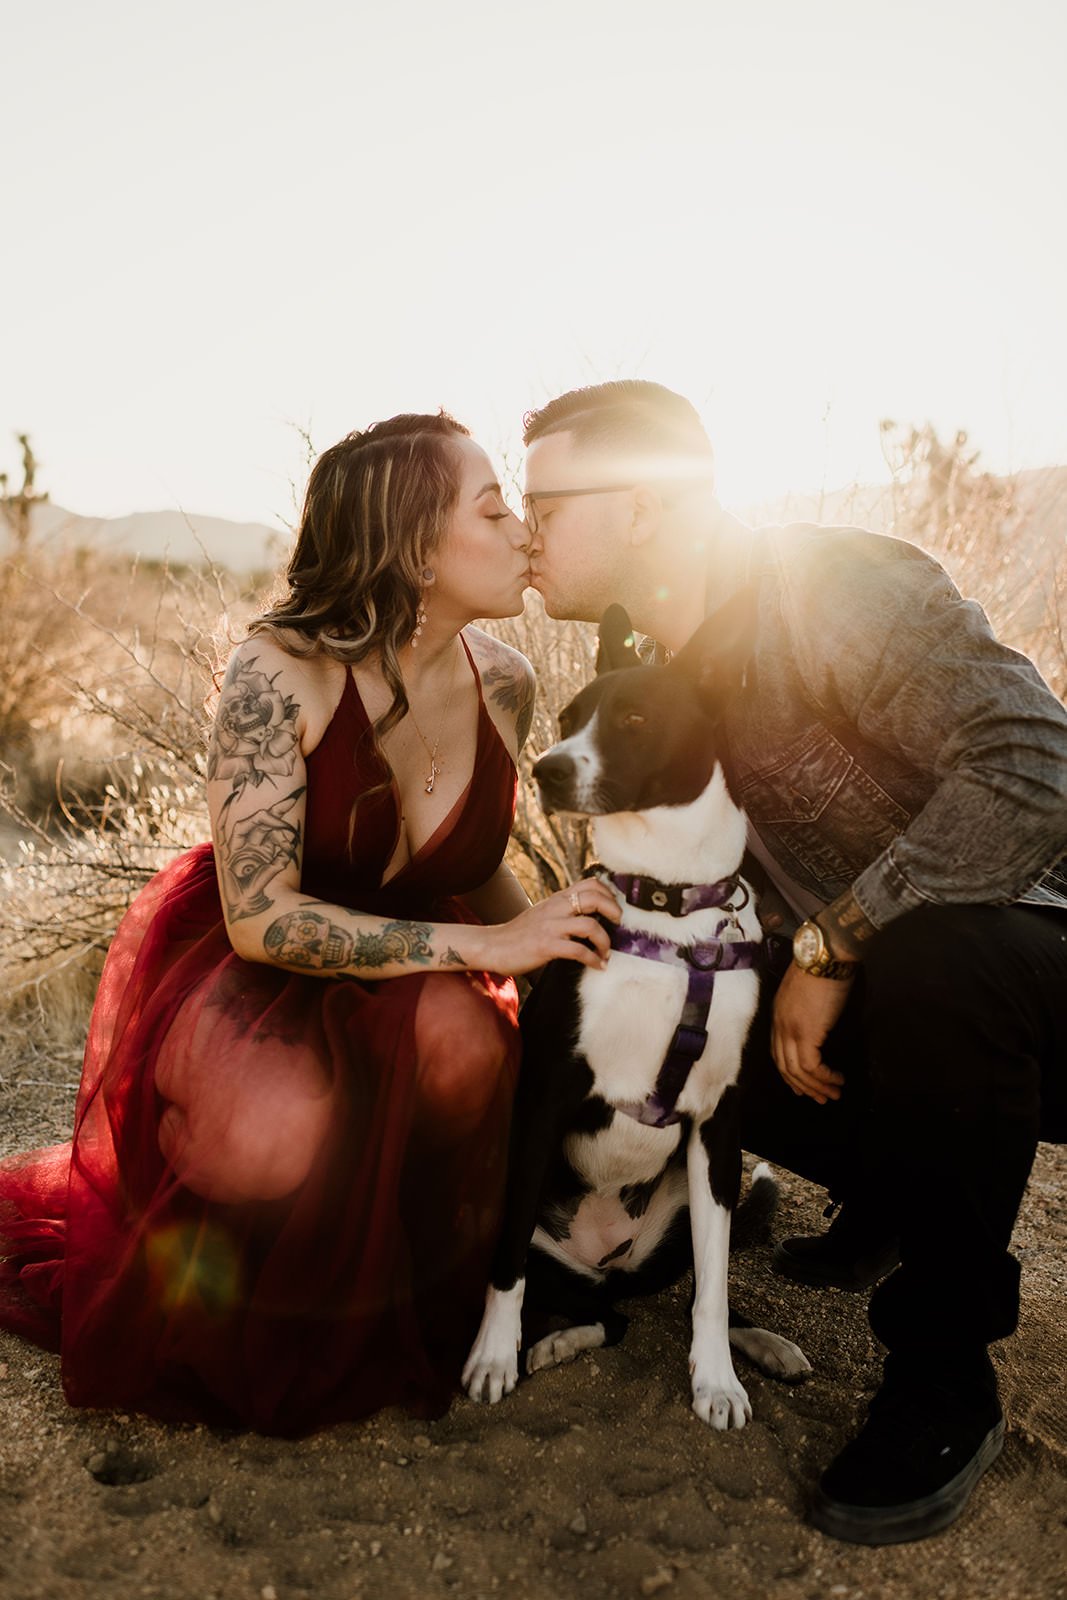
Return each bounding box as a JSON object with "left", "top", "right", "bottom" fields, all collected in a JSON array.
[{"left": 522, "top": 380, "right": 715, "bottom": 488}]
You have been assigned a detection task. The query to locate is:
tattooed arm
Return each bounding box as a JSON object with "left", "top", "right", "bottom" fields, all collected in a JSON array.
[
  {"left": 467, "top": 628, "right": 537, "bottom": 756},
  {"left": 207, "top": 639, "right": 490, "bottom": 980},
  {"left": 815, "top": 888, "right": 877, "bottom": 962},
  {"left": 207, "top": 638, "right": 610, "bottom": 980}
]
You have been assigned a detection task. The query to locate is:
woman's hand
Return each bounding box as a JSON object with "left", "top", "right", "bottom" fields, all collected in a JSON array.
[{"left": 480, "top": 878, "right": 622, "bottom": 976}]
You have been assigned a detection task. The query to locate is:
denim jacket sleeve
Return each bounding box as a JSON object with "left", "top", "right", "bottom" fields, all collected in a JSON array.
[{"left": 774, "top": 527, "right": 1067, "bottom": 929}]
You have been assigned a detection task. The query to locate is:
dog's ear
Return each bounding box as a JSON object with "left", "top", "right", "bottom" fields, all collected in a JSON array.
[
  {"left": 596, "top": 604, "right": 642, "bottom": 675},
  {"left": 669, "top": 585, "right": 755, "bottom": 710}
]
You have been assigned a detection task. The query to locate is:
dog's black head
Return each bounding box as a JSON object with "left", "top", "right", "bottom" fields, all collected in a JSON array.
[{"left": 533, "top": 592, "right": 753, "bottom": 816}]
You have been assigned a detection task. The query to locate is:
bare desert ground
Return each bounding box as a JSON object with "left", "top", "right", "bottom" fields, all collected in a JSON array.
[{"left": 0, "top": 1058, "right": 1063, "bottom": 1600}]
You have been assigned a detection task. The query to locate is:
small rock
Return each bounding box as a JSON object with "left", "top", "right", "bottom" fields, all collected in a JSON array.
[
  {"left": 86, "top": 1452, "right": 109, "bottom": 1477},
  {"left": 207, "top": 1499, "right": 222, "bottom": 1525},
  {"left": 641, "top": 1570, "right": 674, "bottom": 1596},
  {"left": 414, "top": 1434, "right": 432, "bottom": 1448},
  {"left": 0, "top": 1363, "right": 8, "bottom": 1379},
  {"left": 370, "top": 1541, "right": 382, "bottom": 1557},
  {"left": 261, "top": 1588, "right": 277, "bottom": 1600},
  {"left": 568, "top": 1512, "right": 588, "bottom": 1535},
  {"left": 432, "top": 1551, "right": 454, "bottom": 1572}
]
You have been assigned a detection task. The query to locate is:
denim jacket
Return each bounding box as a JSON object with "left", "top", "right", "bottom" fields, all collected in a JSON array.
[{"left": 717, "top": 518, "right": 1067, "bottom": 929}]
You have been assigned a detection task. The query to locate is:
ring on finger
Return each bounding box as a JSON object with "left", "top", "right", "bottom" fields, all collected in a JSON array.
[{"left": 570, "top": 891, "right": 583, "bottom": 915}]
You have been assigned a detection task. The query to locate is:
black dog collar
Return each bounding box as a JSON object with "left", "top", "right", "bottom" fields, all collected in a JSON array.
[{"left": 596, "top": 865, "right": 749, "bottom": 919}]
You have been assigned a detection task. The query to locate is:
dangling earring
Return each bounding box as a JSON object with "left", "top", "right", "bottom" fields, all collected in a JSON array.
[{"left": 410, "top": 566, "right": 435, "bottom": 648}]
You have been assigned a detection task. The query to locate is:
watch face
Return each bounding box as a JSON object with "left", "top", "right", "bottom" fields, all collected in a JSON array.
[{"left": 794, "top": 923, "right": 822, "bottom": 967}]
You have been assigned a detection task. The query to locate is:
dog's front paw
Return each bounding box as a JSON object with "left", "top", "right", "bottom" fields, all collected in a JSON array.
[
  {"left": 462, "top": 1285, "right": 523, "bottom": 1404},
  {"left": 690, "top": 1366, "right": 752, "bottom": 1430}
]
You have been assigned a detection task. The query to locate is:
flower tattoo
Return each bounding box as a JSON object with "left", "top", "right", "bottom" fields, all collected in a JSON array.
[{"left": 210, "top": 656, "right": 300, "bottom": 791}]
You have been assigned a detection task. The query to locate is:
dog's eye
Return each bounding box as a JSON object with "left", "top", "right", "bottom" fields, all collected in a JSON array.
[{"left": 622, "top": 711, "right": 646, "bottom": 728}]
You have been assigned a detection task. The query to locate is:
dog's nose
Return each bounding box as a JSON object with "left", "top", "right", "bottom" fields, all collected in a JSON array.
[{"left": 532, "top": 751, "right": 575, "bottom": 792}]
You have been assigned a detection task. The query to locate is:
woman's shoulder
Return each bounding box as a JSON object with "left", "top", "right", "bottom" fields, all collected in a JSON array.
[
  {"left": 224, "top": 630, "right": 343, "bottom": 688},
  {"left": 219, "top": 631, "right": 347, "bottom": 753},
  {"left": 464, "top": 627, "right": 536, "bottom": 753}
]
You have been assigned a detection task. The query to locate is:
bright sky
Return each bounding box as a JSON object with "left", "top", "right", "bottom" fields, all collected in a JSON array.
[{"left": 3, "top": 0, "right": 1066, "bottom": 527}]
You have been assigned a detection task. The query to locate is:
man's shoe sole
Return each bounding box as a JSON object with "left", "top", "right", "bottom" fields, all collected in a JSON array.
[
  {"left": 771, "top": 1240, "right": 901, "bottom": 1292},
  {"left": 809, "top": 1418, "right": 1005, "bottom": 1546}
]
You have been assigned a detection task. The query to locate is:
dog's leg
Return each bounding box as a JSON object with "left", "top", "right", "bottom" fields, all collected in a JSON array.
[
  {"left": 462, "top": 1095, "right": 551, "bottom": 1403},
  {"left": 464, "top": 972, "right": 595, "bottom": 1405},
  {"left": 463, "top": 1280, "right": 527, "bottom": 1403},
  {"left": 688, "top": 1085, "right": 751, "bottom": 1429}
]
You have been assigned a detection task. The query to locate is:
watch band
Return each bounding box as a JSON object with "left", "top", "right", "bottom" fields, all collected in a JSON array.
[{"left": 804, "top": 951, "right": 858, "bottom": 981}]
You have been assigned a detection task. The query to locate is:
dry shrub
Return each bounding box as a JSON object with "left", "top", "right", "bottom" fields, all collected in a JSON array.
[
  {"left": 484, "top": 594, "right": 598, "bottom": 898},
  {"left": 2, "top": 427, "right": 1064, "bottom": 1083},
  {"left": 0, "top": 541, "right": 265, "bottom": 1074},
  {"left": 878, "top": 424, "right": 1067, "bottom": 698}
]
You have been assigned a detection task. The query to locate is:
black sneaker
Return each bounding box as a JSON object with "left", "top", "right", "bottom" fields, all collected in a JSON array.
[
  {"left": 773, "top": 1202, "right": 900, "bottom": 1291},
  {"left": 810, "top": 1357, "right": 1005, "bottom": 1545}
]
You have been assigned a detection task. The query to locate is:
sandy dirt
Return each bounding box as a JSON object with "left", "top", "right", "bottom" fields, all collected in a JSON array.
[{"left": 0, "top": 1064, "right": 1064, "bottom": 1600}]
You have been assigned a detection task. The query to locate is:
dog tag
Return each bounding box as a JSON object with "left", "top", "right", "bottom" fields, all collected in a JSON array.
[{"left": 719, "top": 916, "right": 744, "bottom": 943}]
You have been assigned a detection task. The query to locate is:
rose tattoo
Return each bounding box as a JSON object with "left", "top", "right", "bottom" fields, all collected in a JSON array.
[{"left": 210, "top": 656, "right": 300, "bottom": 791}]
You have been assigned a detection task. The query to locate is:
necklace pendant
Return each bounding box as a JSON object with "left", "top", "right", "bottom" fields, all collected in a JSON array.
[{"left": 425, "top": 760, "right": 439, "bottom": 795}]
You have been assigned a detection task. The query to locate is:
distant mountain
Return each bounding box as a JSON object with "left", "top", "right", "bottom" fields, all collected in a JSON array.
[
  {"left": 8, "top": 464, "right": 1065, "bottom": 581},
  {"left": 15, "top": 503, "right": 288, "bottom": 575}
]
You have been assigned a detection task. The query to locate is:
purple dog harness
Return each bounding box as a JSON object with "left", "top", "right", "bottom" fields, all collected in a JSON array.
[{"left": 595, "top": 868, "right": 760, "bottom": 1129}]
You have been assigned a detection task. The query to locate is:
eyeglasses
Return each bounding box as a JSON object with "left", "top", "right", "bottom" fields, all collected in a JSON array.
[{"left": 521, "top": 485, "right": 636, "bottom": 535}]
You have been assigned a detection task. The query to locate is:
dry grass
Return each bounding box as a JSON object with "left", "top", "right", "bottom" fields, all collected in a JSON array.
[{"left": 1, "top": 430, "right": 1064, "bottom": 1082}]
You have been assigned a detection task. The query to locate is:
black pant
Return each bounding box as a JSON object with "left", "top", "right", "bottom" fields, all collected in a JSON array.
[{"left": 738, "top": 903, "right": 1067, "bottom": 1356}]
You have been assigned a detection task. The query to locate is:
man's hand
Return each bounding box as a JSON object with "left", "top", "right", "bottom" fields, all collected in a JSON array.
[{"left": 771, "top": 962, "right": 850, "bottom": 1104}]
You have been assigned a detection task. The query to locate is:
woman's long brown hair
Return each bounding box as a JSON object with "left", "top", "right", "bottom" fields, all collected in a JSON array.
[{"left": 246, "top": 412, "right": 470, "bottom": 835}]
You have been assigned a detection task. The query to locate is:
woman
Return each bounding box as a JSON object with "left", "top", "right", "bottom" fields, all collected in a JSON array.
[{"left": 0, "top": 413, "right": 619, "bottom": 1435}]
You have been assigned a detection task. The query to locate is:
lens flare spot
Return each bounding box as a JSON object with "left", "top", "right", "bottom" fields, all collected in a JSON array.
[
  {"left": 655, "top": 586, "right": 670, "bottom": 602},
  {"left": 145, "top": 1219, "right": 243, "bottom": 1315}
]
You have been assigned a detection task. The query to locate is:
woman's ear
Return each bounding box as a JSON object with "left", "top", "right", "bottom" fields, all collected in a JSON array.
[
  {"left": 595, "top": 604, "right": 642, "bottom": 675},
  {"left": 668, "top": 585, "right": 755, "bottom": 709}
]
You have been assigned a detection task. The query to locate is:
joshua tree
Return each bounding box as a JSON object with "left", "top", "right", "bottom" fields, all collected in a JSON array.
[{"left": 0, "top": 433, "right": 49, "bottom": 555}]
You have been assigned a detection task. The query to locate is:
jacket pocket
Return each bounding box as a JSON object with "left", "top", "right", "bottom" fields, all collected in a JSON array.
[{"left": 740, "top": 727, "right": 911, "bottom": 890}]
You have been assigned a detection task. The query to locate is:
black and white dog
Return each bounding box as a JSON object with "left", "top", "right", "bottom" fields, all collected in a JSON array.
[{"left": 463, "top": 601, "right": 810, "bottom": 1428}]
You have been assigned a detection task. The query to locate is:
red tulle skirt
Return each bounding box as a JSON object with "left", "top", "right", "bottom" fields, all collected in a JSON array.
[{"left": 0, "top": 844, "right": 519, "bottom": 1435}]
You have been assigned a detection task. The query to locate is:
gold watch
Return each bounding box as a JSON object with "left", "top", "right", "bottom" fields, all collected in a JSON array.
[{"left": 792, "top": 919, "right": 858, "bottom": 981}]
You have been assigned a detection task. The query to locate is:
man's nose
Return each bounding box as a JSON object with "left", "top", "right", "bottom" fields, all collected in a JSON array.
[{"left": 510, "top": 511, "right": 531, "bottom": 551}]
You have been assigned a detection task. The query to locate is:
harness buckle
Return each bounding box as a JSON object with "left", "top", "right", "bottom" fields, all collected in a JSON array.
[
  {"left": 670, "top": 1022, "right": 709, "bottom": 1061},
  {"left": 686, "top": 940, "right": 724, "bottom": 971}
]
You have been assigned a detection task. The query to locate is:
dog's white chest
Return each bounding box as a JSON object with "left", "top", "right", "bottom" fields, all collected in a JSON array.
[{"left": 575, "top": 922, "right": 759, "bottom": 1120}]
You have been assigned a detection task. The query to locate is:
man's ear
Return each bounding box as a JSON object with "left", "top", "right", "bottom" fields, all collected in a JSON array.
[
  {"left": 596, "top": 604, "right": 642, "bottom": 675},
  {"left": 628, "top": 485, "right": 662, "bottom": 548},
  {"left": 668, "top": 585, "right": 755, "bottom": 708}
]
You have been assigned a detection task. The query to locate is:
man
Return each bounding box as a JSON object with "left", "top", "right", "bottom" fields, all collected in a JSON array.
[{"left": 521, "top": 380, "right": 1067, "bottom": 1545}]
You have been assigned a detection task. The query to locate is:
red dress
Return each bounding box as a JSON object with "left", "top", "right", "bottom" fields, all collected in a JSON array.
[{"left": 0, "top": 643, "right": 520, "bottom": 1435}]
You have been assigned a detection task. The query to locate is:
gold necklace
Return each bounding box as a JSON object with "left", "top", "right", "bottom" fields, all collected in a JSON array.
[{"left": 406, "top": 640, "right": 460, "bottom": 794}]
